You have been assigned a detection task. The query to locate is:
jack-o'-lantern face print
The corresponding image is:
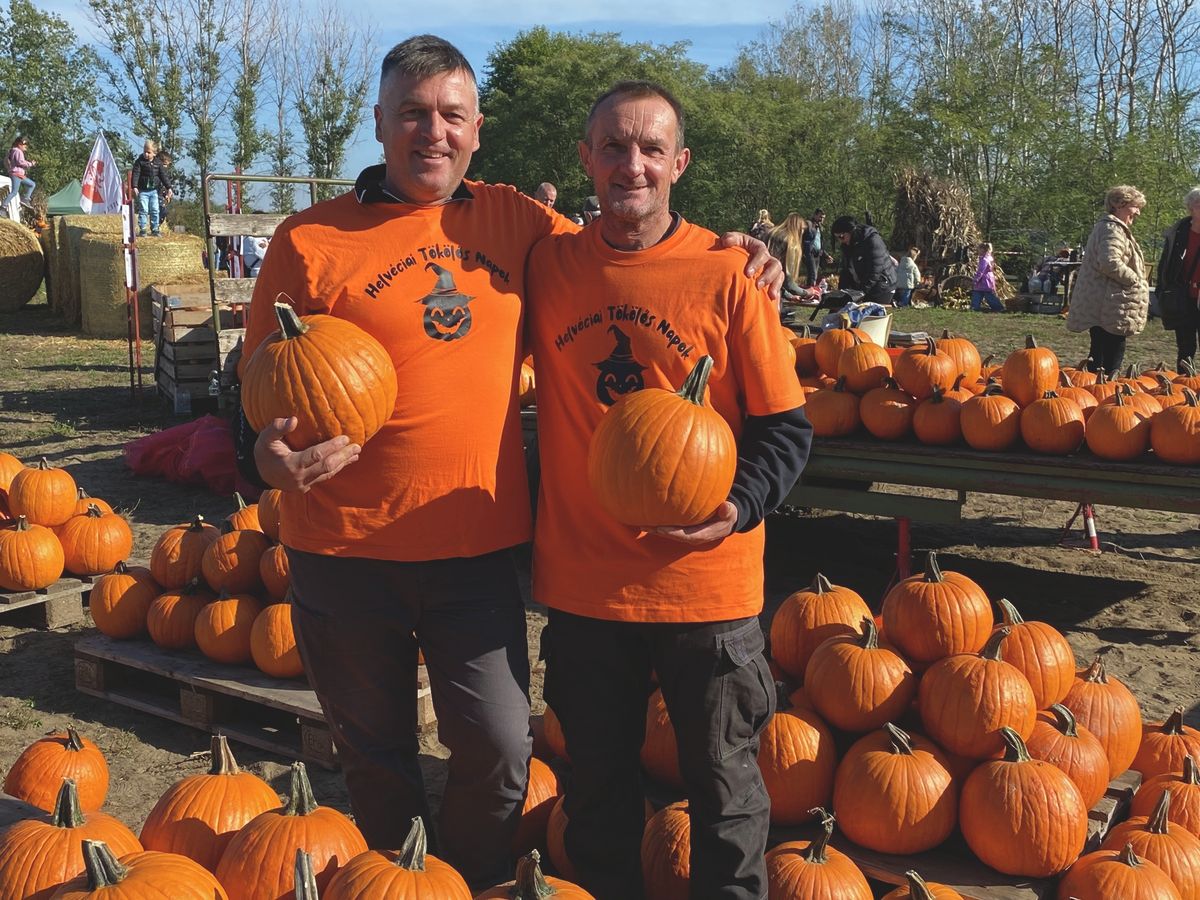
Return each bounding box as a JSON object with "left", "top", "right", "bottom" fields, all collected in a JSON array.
[
  {"left": 594, "top": 325, "right": 646, "bottom": 405},
  {"left": 418, "top": 263, "right": 474, "bottom": 341}
]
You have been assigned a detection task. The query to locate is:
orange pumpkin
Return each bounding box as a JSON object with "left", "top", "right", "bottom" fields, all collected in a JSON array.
[
  {"left": 943, "top": 373, "right": 975, "bottom": 403},
  {"left": 322, "top": 817, "right": 471, "bottom": 899},
  {"left": 0, "top": 450, "right": 24, "bottom": 494},
  {"left": 195, "top": 593, "right": 263, "bottom": 665},
  {"left": 764, "top": 808, "right": 873, "bottom": 899},
  {"left": 757, "top": 690, "right": 836, "bottom": 825},
  {"left": 250, "top": 603, "right": 304, "bottom": 678},
  {"left": 1087, "top": 369, "right": 1122, "bottom": 403},
  {"left": 1025, "top": 704, "right": 1111, "bottom": 809},
  {"left": 960, "top": 384, "right": 1021, "bottom": 451},
  {"left": 1002, "top": 335, "right": 1059, "bottom": 407},
  {"left": 7, "top": 457, "right": 78, "bottom": 526},
  {"left": 881, "top": 870, "right": 965, "bottom": 899},
  {"left": 881, "top": 551, "right": 993, "bottom": 666},
  {"left": 1020, "top": 390, "right": 1085, "bottom": 455},
  {"left": 832, "top": 723, "right": 957, "bottom": 855},
  {"left": 992, "top": 597, "right": 1076, "bottom": 708},
  {"left": 147, "top": 580, "right": 216, "bottom": 651},
  {"left": 542, "top": 705, "right": 569, "bottom": 762},
  {"left": 139, "top": 734, "right": 280, "bottom": 873},
  {"left": 242, "top": 303, "right": 398, "bottom": 450},
  {"left": 1132, "top": 756, "right": 1200, "bottom": 838},
  {"left": 66, "top": 488, "right": 114, "bottom": 518},
  {"left": 1101, "top": 789, "right": 1200, "bottom": 898},
  {"left": 860, "top": 378, "right": 917, "bottom": 441},
  {"left": 1152, "top": 388, "right": 1200, "bottom": 464},
  {"left": 259, "top": 543, "right": 291, "bottom": 602},
  {"left": 641, "top": 688, "right": 682, "bottom": 789},
  {"left": 1133, "top": 707, "right": 1200, "bottom": 780},
  {"left": 804, "top": 617, "right": 916, "bottom": 733},
  {"left": 214, "top": 761, "right": 368, "bottom": 898},
  {"left": 805, "top": 376, "right": 861, "bottom": 437},
  {"left": 894, "top": 337, "right": 957, "bottom": 401},
  {"left": 1061, "top": 651, "right": 1144, "bottom": 778},
  {"left": 57, "top": 505, "right": 133, "bottom": 576},
  {"left": 477, "top": 849, "right": 593, "bottom": 899},
  {"left": 938, "top": 329, "right": 983, "bottom": 384},
  {"left": 226, "top": 491, "right": 262, "bottom": 532},
  {"left": 587, "top": 355, "right": 736, "bottom": 527},
  {"left": 960, "top": 727, "right": 1087, "bottom": 876},
  {"left": 792, "top": 325, "right": 819, "bottom": 375},
  {"left": 49, "top": 839, "right": 230, "bottom": 899},
  {"left": 1057, "top": 842, "right": 1182, "bottom": 899},
  {"left": 769, "top": 573, "right": 872, "bottom": 678},
  {"left": 3, "top": 729, "right": 110, "bottom": 813},
  {"left": 912, "top": 387, "right": 962, "bottom": 446},
  {"left": 1067, "top": 357, "right": 1099, "bottom": 387},
  {"left": 202, "top": 525, "right": 271, "bottom": 594},
  {"left": 150, "top": 516, "right": 219, "bottom": 589},
  {"left": 258, "top": 489, "right": 283, "bottom": 542},
  {"left": 512, "top": 756, "right": 562, "bottom": 856},
  {"left": 1175, "top": 360, "right": 1200, "bottom": 391},
  {"left": 1101, "top": 382, "right": 1160, "bottom": 418},
  {"left": 519, "top": 362, "right": 538, "bottom": 407},
  {"left": 1057, "top": 371, "right": 1099, "bottom": 420},
  {"left": 838, "top": 333, "right": 893, "bottom": 393},
  {"left": 89, "top": 562, "right": 159, "bottom": 639},
  {"left": 1151, "top": 373, "right": 1188, "bottom": 410},
  {"left": 815, "top": 317, "right": 869, "bottom": 378},
  {"left": 0, "top": 515, "right": 65, "bottom": 590},
  {"left": 641, "top": 802, "right": 691, "bottom": 900}
]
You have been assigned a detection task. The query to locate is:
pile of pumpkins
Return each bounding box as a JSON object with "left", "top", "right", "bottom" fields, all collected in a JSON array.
[
  {"left": 89, "top": 489, "right": 304, "bottom": 681},
  {"left": 0, "top": 731, "right": 584, "bottom": 899},
  {"left": 0, "top": 454, "right": 133, "bottom": 592},
  {"left": 536, "top": 552, "right": 1200, "bottom": 898},
  {"left": 784, "top": 322, "right": 1200, "bottom": 464}
]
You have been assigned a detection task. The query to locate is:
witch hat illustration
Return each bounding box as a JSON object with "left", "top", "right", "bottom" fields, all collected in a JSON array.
[
  {"left": 594, "top": 325, "right": 646, "bottom": 405},
  {"left": 417, "top": 262, "right": 475, "bottom": 341}
]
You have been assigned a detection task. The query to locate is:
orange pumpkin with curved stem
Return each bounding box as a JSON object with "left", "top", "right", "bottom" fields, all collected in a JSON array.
[
  {"left": 242, "top": 303, "right": 398, "bottom": 450},
  {"left": 1101, "top": 789, "right": 1200, "bottom": 897},
  {"left": 805, "top": 376, "right": 861, "bottom": 437},
  {"left": 764, "top": 808, "right": 872, "bottom": 899},
  {"left": 641, "top": 802, "right": 691, "bottom": 900},
  {"left": 757, "top": 689, "right": 836, "bottom": 824},
  {"left": 961, "top": 384, "right": 1021, "bottom": 451},
  {"left": 1001, "top": 335, "right": 1059, "bottom": 407},
  {"left": 202, "top": 524, "right": 271, "bottom": 594},
  {"left": 139, "top": 734, "right": 280, "bottom": 872},
  {"left": 49, "top": 839, "right": 230, "bottom": 899},
  {"left": 938, "top": 329, "right": 982, "bottom": 384},
  {"left": 1061, "top": 650, "right": 1144, "bottom": 777},
  {"left": 1132, "top": 756, "right": 1200, "bottom": 837},
  {"left": 1151, "top": 373, "right": 1188, "bottom": 410},
  {"left": 770, "top": 573, "right": 871, "bottom": 678},
  {"left": 57, "top": 505, "right": 133, "bottom": 576},
  {"left": 250, "top": 603, "right": 304, "bottom": 678},
  {"left": 1025, "top": 704, "right": 1110, "bottom": 809},
  {"left": 259, "top": 543, "right": 291, "bottom": 601},
  {"left": 3, "top": 729, "right": 110, "bottom": 813},
  {"left": 1152, "top": 388, "right": 1200, "bottom": 464},
  {"left": 321, "top": 817, "right": 471, "bottom": 899},
  {"left": 838, "top": 333, "right": 893, "bottom": 393},
  {"left": 1133, "top": 707, "right": 1200, "bottom": 780},
  {"left": 1058, "top": 842, "right": 1181, "bottom": 899},
  {"left": 1087, "top": 389, "right": 1152, "bottom": 461},
  {"left": 0, "top": 515, "right": 65, "bottom": 590},
  {"left": 895, "top": 337, "right": 957, "bottom": 401},
  {"left": 1175, "top": 359, "right": 1200, "bottom": 391},
  {"left": 1087, "top": 368, "right": 1122, "bottom": 403},
  {"left": 1020, "top": 390, "right": 1085, "bottom": 455},
  {"left": 476, "top": 849, "right": 593, "bottom": 899},
  {"left": 1100, "top": 382, "right": 1160, "bottom": 417},
  {"left": 815, "top": 317, "right": 869, "bottom": 378},
  {"left": 147, "top": 580, "right": 216, "bottom": 650},
  {"left": 881, "top": 870, "right": 965, "bottom": 899},
  {"left": 66, "top": 488, "right": 114, "bottom": 517},
  {"left": 833, "top": 723, "right": 957, "bottom": 855},
  {"left": 881, "top": 551, "right": 993, "bottom": 666},
  {"left": 151, "top": 516, "right": 219, "bottom": 589},
  {"left": 912, "top": 387, "right": 962, "bottom": 446},
  {"left": 225, "top": 491, "right": 262, "bottom": 532},
  {"left": 1067, "top": 357, "right": 1099, "bottom": 387},
  {"left": 859, "top": 377, "right": 916, "bottom": 440},
  {"left": 944, "top": 373, "right": 974, "bottom": 403},
  {"left": 992, "top": 597, "right": 1076, "bottom": 708},
  {"left": 89, "top": 562, "right": 158, "bottom": 639},
  {"left": 8, "top": 457, "right": 78, "bottom": 526},
  {"left": 587, "top": 355, "right": 736, "bottom": 528},
  {"left": 805, "top": 617, "right": 916, "bottom": 733},
  {"left": 257, "top": 489, "right": 283, "bottom": 542},
  {"left": 960, "top": 727, "right": 1087, "bottom": 876},
  {"left": 1056, "top": 371, "right": 1099, "bottom": 420},
  {"left": 195, "top": 592, "right": 263, "bottom": 665},
  {"left": 792, "top": 324, "right": 819, "bottom": 375}
]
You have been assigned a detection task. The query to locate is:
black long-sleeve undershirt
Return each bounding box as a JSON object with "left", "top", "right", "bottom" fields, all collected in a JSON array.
[{"left": 728, "top": 405, "right": 813, "bottom": 533}]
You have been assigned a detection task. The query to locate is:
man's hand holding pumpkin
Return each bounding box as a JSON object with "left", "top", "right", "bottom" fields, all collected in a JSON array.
[{"left": 254, "top": 416, "right": 360, "bottom": 493}]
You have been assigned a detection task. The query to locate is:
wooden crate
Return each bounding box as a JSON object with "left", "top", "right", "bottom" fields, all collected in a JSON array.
[
  {"left": 73, "top": 633, "right": 435, "bottom": 770},
  {"left": 0, "top": 575, "right": 92, "bottom": 629},
  {"left": 150, "top": 283, "right": 247, "bottom": 414}
]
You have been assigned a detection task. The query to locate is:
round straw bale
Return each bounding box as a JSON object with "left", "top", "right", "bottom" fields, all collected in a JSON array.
[
  {"left": 61, "top": 214, "right": 124, "bottom": 326},
  {"left": 0, "top": 219, "right": 45, "bottom": 312}
]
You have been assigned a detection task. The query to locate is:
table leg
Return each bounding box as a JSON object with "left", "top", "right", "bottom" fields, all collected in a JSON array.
[{"left": 896, "top": 516, "right": 912, "bottom": 579}]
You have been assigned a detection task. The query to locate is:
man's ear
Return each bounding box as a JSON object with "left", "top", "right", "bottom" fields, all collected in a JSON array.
[
  {"left": 671, "top": 147, "right": 691, "bottom": 184},
  {"left": 578, "top": 140, "right": 593, "bottom": 178}
]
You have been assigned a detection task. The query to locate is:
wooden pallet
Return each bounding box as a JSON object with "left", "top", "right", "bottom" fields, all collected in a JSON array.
[
  {"left": 73, "top": 633, "right": 435, "bottom": 770},
  {"left": 0, "top": 575, "right": 92, "bottom": 628}
]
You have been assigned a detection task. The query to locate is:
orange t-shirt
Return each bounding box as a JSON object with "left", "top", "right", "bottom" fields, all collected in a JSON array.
[
  {"left": 525, "top": 219, "right": 806, "bottom": 623},
  {"left": 241, "top": 178, "right": 575, "bottom": 561}
]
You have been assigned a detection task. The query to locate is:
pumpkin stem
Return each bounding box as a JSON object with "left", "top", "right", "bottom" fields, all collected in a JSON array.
[
  {"left": 274, "top": 301, "right": 309, "bottom": 340},
  {"left": 998, "top": 726, "right": 1032, "bottom": 763},
  {"left": 929, "top": 386, "right": 945, "bottom": 403},
  {"left": 189, "top": 514, "right": 207, "bottom": 531},
  {"left": 884, "top": 722, "right": 914, "bottom": 756},
  {"left": 980, "top": 627, "right": 1009, "bottom": 662},
  {"left": 773, "top": 680, "right": 793, "bottom": 710},
  {"left": 65, "top": 727, "right": 85, "bottom": 752},
  {"left": 1164, "top": 707, "right": 1186, "bottom": 735},
  {"left": 1148, "top": 789, "right": 1172, "bottom": 834},
  {"left": 396, "top": 816, "right": 429, "bottom": 871},
  {"left": 1082, "top": 651, "right": 1111, "bottom": 684},
  {"left": 922, "top": 551, "right": 944, "bottom": 583},
  {"left": 952, "top": 373, "right": 966, "bottom": 391},
  {"left": 982, "top": 354, "right": 995, "bottom": 367},
  {"left": 922, "top": 335, "right": 938, "bottom": 355},
  {"left": 997, "top": 598, "right": 1025, "bottom": 626},
  {"left": 903, "top": 871, "right": 937, "bottom": 900},
  {"left": 1118, "top": 842, "right": 1143, "bottom": 867},
  {"left": 114, "top": 561, "right": 129, "bottom": 574},
  {"left": 282, "top": 762, "right": 319, "bottom": 817},
  {"left": 36, "top": 457, "right": 52, "bottom": 470},
  {"left": 233, "top": 491, "right": 250, "bottom": 511},
  {"left": 80, "top": 840, "right": 128, "bottom": 888},
  {"left": 294, "top": 848, "right": 320, "bottom": 900},
  {"left": 512, "top": 850, "right": 555, "bottom": 899},
  {"left": 1184, "top": 756, "right": 1199, "bottom": 785},
  {"left": 1048, "top": 704, "right": 1080, "bottom": 737},
  {"left": 808, "top": 572, "right": 833, "bottom": 595},
  {"left": 13, "top": 515, "right": 30, "bottom": 532},
  {"left": 802, "top": 807, "right": 835, "bottom": 865},
  {"left": 182, "top": 577, "right": 206, "bottom": 596},
  {"left": 1024, "top": 334, "right": 1038, "bottom": 349},
  {"left": 676, "top": 356, "right": 715, "bottom": 407},
  {"left": 209, "top": 733, "right": 241, "bottom": 776},
  {"left": 1041, "top": 390, "right": 1059, "bottom": 400},
  {"left": 982, "top": 383, "right": 1006, "bottom": 397},
  {"left": 832, "top": 375, "right": 849, "bottom": 392},
  {"left": 1186, "top": 388, "right": 1200, "bottom": 408},
  {"left": 859, "top": 616, "right": 879, "bottom": 650},
  {"left": 51, "top": 777, "right": 86, "bottom": 828},
  {"left": 85, "top": 504, "right": 104, "bottom": 518}
]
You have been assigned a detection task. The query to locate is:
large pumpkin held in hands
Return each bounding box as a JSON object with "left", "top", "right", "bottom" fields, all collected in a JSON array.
[
  {"left": 241, "top": 302, "right": 398, "bottom": 450},
  {"left": 587, "top": 355, "right": 736, "bottom": 527}
]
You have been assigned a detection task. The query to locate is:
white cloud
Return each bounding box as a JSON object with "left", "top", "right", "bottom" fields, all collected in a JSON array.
[{"left": 364, "top": 1, "right": 778, "bottom": 26}]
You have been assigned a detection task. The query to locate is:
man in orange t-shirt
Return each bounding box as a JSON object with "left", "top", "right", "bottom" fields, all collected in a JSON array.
[
  {"left": 234, "top": 37, "right": 785, "bottom": 891},
  {"left": 526, "top": 83, "right": 812, "bottom": 899}
]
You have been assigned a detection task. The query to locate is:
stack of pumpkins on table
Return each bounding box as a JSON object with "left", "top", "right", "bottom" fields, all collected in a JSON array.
[{"left": 784, "top": 321, "right": 1200, "bottom": 464}]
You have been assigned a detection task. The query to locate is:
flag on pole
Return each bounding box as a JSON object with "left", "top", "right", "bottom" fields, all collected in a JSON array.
[{"left": 80, "top": 132, "right": 123, "bottom": 214}]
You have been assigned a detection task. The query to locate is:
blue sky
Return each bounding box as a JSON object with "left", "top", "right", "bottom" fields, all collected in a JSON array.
[{"left": 46, "top": 2, "right": 776, "bottom": 183}]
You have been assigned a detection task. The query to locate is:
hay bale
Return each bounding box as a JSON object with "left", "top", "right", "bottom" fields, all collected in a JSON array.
[
  {"left": 0, "top": 219, "right": 45, "bottom": 312},
  {"left": 61, "top": 214, "right": 123, "bottom": 327},
  {"left": 78, "top": 231, "right": 207, "bottom": 338},
  {"left": 54, "top": 217, "right": 70, "bottom": 317},
  {"left": 39, "top": 222, "right": 58, "bottom": 312}
]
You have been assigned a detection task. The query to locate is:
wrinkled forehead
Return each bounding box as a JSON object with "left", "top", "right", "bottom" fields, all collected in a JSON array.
[{"left": 590, "top": 95, "right": 681, "bottom": 147}]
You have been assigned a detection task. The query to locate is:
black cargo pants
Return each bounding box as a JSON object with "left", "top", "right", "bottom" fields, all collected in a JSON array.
[
  {"left": 286, "top": 547, "right": 532, "bottom": 889},
  {"left": 542, "top": 608, "right": 775, "bottom": 900}
]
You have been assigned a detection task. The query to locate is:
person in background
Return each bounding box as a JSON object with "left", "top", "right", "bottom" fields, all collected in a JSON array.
[
  {"left": 130, "top": 140, "right": 173, "bottom": 237},
  {"left": 157, "top": 151, "right": 174, "bottom": 225},
  {"left": 831, "top": 214, "right": 896, "bottom": 303},
  {"left": 802, "top": 209, "right": 833, "bottom": 286},
  {"left": 1066, "top": 185, "right": 1149, "bottom": 374},
  {"left": 4, "top": 136, "right": 37, "bottom": 208},
  {"left": 581, "top": 194, "right": 601, "bottom": 223},
  {"left": 1156, "top": 188, "right": 1200, "bottom": 373},
  {"left": 749, "top": 208, "right": 773, "bottom": 241},
  {"left": 970, "top": 242, "right": 1005, "bottom": 312},
  {"left": 533, "top": 182, "right": 557, "bottom": 208},
  {"left": 895, "top": 246, "right": 921, "bottom": 307},
  {"left": 526, "top": 79, "right": 811, "bottom": 900},
  {"left": 767, "top": 212, "right": 808, "bottom": 299}
]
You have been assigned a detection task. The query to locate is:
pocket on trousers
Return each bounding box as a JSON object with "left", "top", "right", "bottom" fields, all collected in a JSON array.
[{"left": 714, "top": 620, "right": 775, "bottom": 761}]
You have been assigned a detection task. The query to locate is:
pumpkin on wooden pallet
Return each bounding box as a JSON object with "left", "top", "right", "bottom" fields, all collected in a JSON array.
[
  {"left": 764, "top": 807, "right": 872, "bottom": 899},
  {"left": 1152, "top": 388, "right": 1200, "bottom": 465},
  {"left": 1062, "top": 650, "right": 1144, "bottom": 778},
  {"left": 477, "top": 849, "right": 594, "bottom": 899},
  {"left": 215, "top": 762, "right": 367, "bottom": 899},
  {"left": 960, "top": 384, "right": 1020, "bottom": 451},
  {"left": 1024, "top": 704, "right": 1111, "bottom": 809},
  {"left": 57, "top": 505, "right": 133, "bottom": 576},
  {"left": 3, "top": 728, "right": 110, "bottom": 813},
  {"left": 769, "top": 573, "right": 871, "bottom": 679},
  {"left": 804, "top": 617, "right": 916, "bottom": 733},
  {"left": 881, "top": 870, "right": 965, "bottom": 899},
  {"left": 151, "top": 516, "right": 220, "bottom": 589},
  {"left": 322, "top": 817, "right": 471, "bottom": 899},
  {"left": 202, "top": 523, "right": 271, "bottom": 594},
  {"left": 837, "top": 333, "right": 892, "bottom": 393},
  {"left": 1002, "top": 335, "right": 1059, "bottom": 408},
  {"left": 992, "top": 597, "right": 1076, "bottom": 708},
  {"left": 1133, "top": 756, "right": 1200, "bottom": 837},
  {"left": 0, "top": 515, "right": 65, "bottom": 591},
  {"left": 140, "top": 734, "right": 280, "bottom": 872},
  {"left": 895, "top": 337, "right": 957, "bottom": 402},
  {"left": 226, "top": 491, "right": 262, "bottom": 532},
  {"left": 757, "top": 687, "right": 836, "bottom": 825},
  {"left": 251, "top": 603, "right": 304, "bottom": 678},
  {"left": 195, "top": 592, "right": 264, "bottom": 665},
  {"left": 7, "top": 458, "right": 78, "bottom": 527},
  {"left": 938, "top": 329, "right": 983, "bottom": 384},
  {"left": 1133, "top": 706, "right": 1200, "bottom": 780},
  {"left": 1057, "top": 371, "right": 1099, "bottom": 420},
  {"left": 0, "top": 779, "right": 142, "bottom": 900},
  {"left": 587, "top": 355, "right": 736, "bottom": 528},
  {"left": 89, "top": 562, "right": 159, "bottom": 639},
  {"left": 881, "top": 552, "right": 992, "bottom": 667},
  {"left": 49, "top": 839, "right": 230, "bottom": 899},
  {"left": 147, "top": 579, "right": 216, "bottom": 651},
  {"left": 1020, "top": 390, "right": 1085, "bottom": 455},
  {"left": 815, "top": 317, "right": 868, "bottom": 378},
  {"left": 641, "top": 802, "right": 690, "bottom": 900},
  {"left": 804, "top": 376, "right": 861, "bottom": 437},
  {"left": 1101, "top": 789, "right": 1200, "bottom": 898},
  {"left": 1056, "top": 842, "right": 1181, "bottom": 899},
  {"left": 912, "top": 387, "right": 962, "bottom": 446},
  {"left": 860, "top": 378, "right": 916, "bottom": 441}
]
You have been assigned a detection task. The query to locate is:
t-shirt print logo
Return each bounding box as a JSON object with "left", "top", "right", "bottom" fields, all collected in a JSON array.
[
  {"left": 418, "top": 263, "right": 474, "bottom": 341},
  {"left": 594, "top": 325, "right": 646, "bottom": 405}
]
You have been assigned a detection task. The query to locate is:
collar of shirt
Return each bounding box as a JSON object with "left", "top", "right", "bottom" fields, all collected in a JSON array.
[{"left": 353, "top": 163, "right": 475, "bottom": 206}]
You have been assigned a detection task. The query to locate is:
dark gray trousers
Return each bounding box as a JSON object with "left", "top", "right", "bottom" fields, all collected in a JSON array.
[
  {"left": 286, "top": 547, "right": 531, "bottom": 889},
  {"left": 543, "top": 609, "right": 774, "bottom": 900}
]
